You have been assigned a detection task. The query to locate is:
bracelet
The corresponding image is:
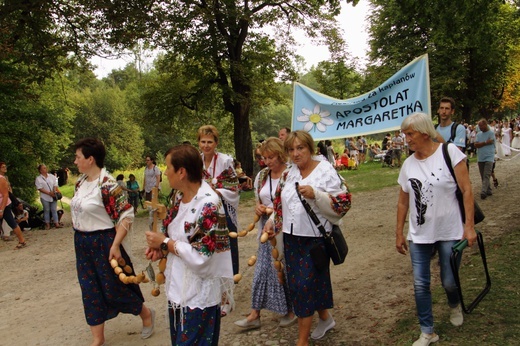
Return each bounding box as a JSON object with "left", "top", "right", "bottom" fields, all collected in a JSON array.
[{"left": 173, "top": 241, "right": 180, "bottom": 257}]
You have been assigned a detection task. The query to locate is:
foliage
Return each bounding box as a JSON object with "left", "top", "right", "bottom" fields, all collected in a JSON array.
[
  {"left": 85, "top": 0, "right": 359, "bottom": 175},
  {"left": 68, "top": 86, "right": 145, "bottom": 171},
  {"left": 367, "top": 0, "right": 519, "bottom": 122},
  {"left": 0, "top": 77, "right": 75, "bottom": 202},
  {"left": 311, "top": 60, "right": 364, "bottom": 99}
]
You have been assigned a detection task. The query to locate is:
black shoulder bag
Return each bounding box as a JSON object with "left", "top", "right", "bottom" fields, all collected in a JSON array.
[
  {"left": 442, "top": 143, "right": 485, "bottom": 224},
  {"left": 295, "top": 182, "right": 348, "bottom": 269}
]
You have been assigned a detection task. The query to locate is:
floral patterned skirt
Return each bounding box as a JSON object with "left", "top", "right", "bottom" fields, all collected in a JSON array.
[
  {"left": 250, "top": 239, "right": 291, "bottom": 315},
  {"left": 283, "top": 233, "right": 333, "bottom": 318},
  {"left": 169, "top": 304, "right": 220, "bottom": 345},
  {"left": 74, "top": 229, "right": 144, "bottom": 326}
]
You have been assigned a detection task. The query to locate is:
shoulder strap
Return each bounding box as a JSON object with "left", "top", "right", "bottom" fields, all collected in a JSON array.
[
  {"left": 295, "top": 182, "right": 328, "bottom": 237},
  {"left": 442, "top": 143, "right": 457, "bottom": 182},
  {"left": 442, "top": 143, "right": 468, "bottom": 223},
  {"left": 450, "top": 123, "right": 458, "bottom": 143}
]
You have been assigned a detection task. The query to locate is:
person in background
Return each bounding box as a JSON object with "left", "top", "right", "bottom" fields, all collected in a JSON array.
[
  {"left": 253, "top": 143, "right": 267, "bottom": 176},
  {"left": 57, "top": 167, "right": 70, "bottom": 187},
  {"left": 325, "top": 140, "right": 336, "bottom": 167},
  {"left": 511, "top": 124, "right": 520, "bottom": 149},
  {"left": 340, "top": 148, "right": 350, "bottom": 168},
  {"left": 198, "top": 125, "right": 240, "bottom": 317},
  {"left": 143, "top": 155, "right": 161, "bottom": 201},
  {"left": 35, "top": 164, "right": 63, "bottom": 230},
  {"left": 474, "top": 119, "right": 496, "bottom": 200},
  {"left": 127, "top": 174, "right": 140, "bottom": 214},
  {"left": 116, "top": 174, "right": 129, "bottom": 199},
  {"left": 71, "top": 138, "right": 154, "bottom": 346},
  {"left": 357, "top": 136, "right": 367, "bottom": 163},
  {"left": 392, "top": 131, "right": 404, "bottom": 167},
  {"left": 279, "top": 127, "right": 291, "bottom": 142},
  {"left": 234, "top": 159, "right": 252, "bottom": 191},
  {"left": 265, "top": 131, "right": 351, "bottom": 345},
  {"left": 435, "top": 97, "right": 466, "bottom": 152},
  {"left": 501, "top": 121, "right": 512, "bottom": 156},
  {"left": 0, "top": 162, "right": 27, "bottom": 247},
  {"left": 346, "top": 137, "right": 359, "bottom": 163},
  {"left": 467, "top": 125, "right": 477, "bottom": 158},
  {"left": 234, "top": 137, "right": 296, "bottom": 330},
  {"left": 317, "top": 140, "right": 327, "bottom": 158},
  {"left": 145, "top": 144, "right": 234, "bottom": 345},
  {"left": 396, "top": 113, "right": 476, "bottom": 346},
  {"left": 14, "top": 201, "right": 31, "bottom": 231}
]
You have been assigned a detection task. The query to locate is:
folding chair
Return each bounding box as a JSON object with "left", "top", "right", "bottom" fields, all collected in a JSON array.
[{"left": 450, "top": 230, "right": 491, "bottom": 313}]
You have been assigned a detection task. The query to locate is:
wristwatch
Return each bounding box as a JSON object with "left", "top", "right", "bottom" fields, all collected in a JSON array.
[{"left": 161, "top": 237, "right": 170, "bottom": 255}]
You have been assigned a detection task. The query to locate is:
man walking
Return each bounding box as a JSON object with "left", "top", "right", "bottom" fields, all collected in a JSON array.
[
  {"left": 474, "top": 119, "right": 496, "bottom": 200},
  {"left": 435, "top": 97, "right": 467, "bottom": 151}
]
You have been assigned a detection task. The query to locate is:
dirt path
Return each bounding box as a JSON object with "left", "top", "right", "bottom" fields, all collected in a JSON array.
[{"left": 1, "top": 156, "right": 518, "bottom": 345}]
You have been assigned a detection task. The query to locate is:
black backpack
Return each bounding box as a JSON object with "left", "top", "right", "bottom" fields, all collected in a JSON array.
[{"left": 436, "top": 122, "right": 465, "bottom": 150}]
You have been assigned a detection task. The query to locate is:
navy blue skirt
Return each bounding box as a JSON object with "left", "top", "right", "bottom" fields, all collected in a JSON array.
[
  {"left": 283, "top": 233, "right": 333, "bottom": 317},
  {"left": 75, "top": 229, "right": 144, "bottom": 326},
  {"left": 169, "top": 304, "right": 221, "bottom": 345}
]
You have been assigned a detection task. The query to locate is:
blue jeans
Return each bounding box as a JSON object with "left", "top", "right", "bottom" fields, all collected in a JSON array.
[
  {"left": 409, "top": 241, "right": 461, "bottom": 334},
  {"left": 41, "top": 198, "right": 59, "bottom": 224}
]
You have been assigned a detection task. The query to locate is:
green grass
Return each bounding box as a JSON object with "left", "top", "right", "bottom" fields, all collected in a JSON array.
[
  {"left": 234, "top": 160, "right": 402, "bottom": 204},
  {"left": 390, "top": 229, "right": 520, "bottom": 345},
  {"left": 338, "top": 160, "right": 400, "bottom": 192}
]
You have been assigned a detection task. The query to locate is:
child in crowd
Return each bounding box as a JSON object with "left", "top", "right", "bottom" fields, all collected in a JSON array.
[{"left": 126, "top": 174, "right": 140, "bottom": 214}]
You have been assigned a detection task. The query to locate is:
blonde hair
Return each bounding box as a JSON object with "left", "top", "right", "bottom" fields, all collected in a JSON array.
[
  {"left": 197, "top": 125, "right": 219, "bottom": 143},
  {"left": 261, "top": 137, "right": 288, "bottom": 163}
]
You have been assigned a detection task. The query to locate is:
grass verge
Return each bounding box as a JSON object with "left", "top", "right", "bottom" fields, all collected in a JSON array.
[{"left": 390, "top": 228, "right": 520, "bottom": 345}]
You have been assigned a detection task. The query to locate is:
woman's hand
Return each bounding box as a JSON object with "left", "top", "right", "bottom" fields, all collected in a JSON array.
[
  {"left": 463, "top": 224, "right": 477, "bottom": 247},
  {"left": 145, "top": 230, "right": 166, "bottom": 249},
  {"left": 297, "top": 184, "right": 315, "bottom": 199},
  {"left": 109, "top": 245, "right": 122, "bottom": 262},
  {"left": 145, "top": 247, "right": 163, "bottom": 261},
  {"left": 263, "top": 219, "right": 274, "bottom": 235},
  {"left": 395, "top": 232, "right": 408, "bottom": 255},
  {"left": 255, "top": 204, "right": 266, "bottom": 216}
]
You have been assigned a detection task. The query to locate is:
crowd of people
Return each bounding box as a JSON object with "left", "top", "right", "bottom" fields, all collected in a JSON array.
[{"left": 2, "top": 95, "right": 518, "bottom": 345}]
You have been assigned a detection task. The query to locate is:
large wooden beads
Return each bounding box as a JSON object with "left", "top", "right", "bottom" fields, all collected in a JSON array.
[
  {"left": 248, "top": 255, "right": 257, "bottom": 266},
  {"left": 260, "top": 232, "right": 269, "bottom": 243}
]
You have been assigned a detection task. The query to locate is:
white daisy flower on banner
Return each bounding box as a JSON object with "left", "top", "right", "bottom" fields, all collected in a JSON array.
[{"left": 297, "top": 104, "right": 333, "bottom": 132}]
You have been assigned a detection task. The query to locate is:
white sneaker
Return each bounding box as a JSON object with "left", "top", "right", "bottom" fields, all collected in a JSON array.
[
  {"left": 310, "top": 313, "right": 335, "bottom": 340},
  {"left": 234, "top": 317, "right": 261, "bottom": 330},
  {"left": 412, "top": 333, "right": 439, "bottom": 346},
  {"left": 450, "top": 305, "right": 464, "bottom": 326}
]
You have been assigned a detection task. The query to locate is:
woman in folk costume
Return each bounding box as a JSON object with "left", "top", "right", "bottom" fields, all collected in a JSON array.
[
  {"left": 197, "top": 125, "right": 240, "bottom": 316},
  {"left": 71, "top": 138, "right": 154, "bottom": 346},
  {"left": 145, "top": 144, "right": 234, "bottom": 345},
  {"left": 234, "top": 137, "right": 296, "bottom": 330},
  {"left": 265, "top": 131, "right": 352, "bottom": 345}
]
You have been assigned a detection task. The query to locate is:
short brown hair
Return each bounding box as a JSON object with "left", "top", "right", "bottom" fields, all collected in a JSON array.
[
  {"left": 439, "top": 97, "right": 456, "bottom": 110},
  {"left": 165, "top": 144, "right": 203, "bottom": 183}
]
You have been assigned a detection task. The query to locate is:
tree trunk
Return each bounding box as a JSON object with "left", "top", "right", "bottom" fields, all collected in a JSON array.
[{"left": 233, "top": 103, "right": 254, "bottom": 177}]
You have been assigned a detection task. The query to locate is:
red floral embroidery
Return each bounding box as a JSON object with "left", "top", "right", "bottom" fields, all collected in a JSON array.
[{"left": 201, "top": 235, "right": 216, "bottom": 252}]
